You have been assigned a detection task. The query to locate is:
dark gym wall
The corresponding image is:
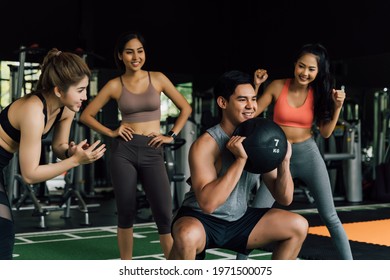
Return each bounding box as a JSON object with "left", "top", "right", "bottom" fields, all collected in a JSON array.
[{"left": 1, "top": 1, "right": 390, "bottom": 91}]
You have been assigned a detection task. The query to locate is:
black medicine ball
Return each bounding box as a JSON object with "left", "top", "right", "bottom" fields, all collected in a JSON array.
[{"left": 232, "top": 117, "right": 287, "bottom": 174}]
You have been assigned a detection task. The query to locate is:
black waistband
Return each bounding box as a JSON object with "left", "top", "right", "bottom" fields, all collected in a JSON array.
[{"left": 0, "top": 146, "right": 13, "bottom": 170}]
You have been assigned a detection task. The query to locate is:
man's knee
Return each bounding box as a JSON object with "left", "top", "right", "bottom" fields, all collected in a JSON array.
[
  {"left": 172, "top": 218, "right": 205, "bottom": 249},
  {"left": 293, "top": 215, "right": 309, "bottom": 240}
]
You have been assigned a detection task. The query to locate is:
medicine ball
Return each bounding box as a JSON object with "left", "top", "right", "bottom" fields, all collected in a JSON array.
[{"left": 232, "top": 117, "right": 287, "bottom": 174}]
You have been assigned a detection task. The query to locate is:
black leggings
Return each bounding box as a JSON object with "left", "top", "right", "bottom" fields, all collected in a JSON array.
[
  {"left": 110, "top": 135, "right": 172, "bottom": 234},
  {"left": 0, "top": 146, "right": 14, "bottom": 260}
]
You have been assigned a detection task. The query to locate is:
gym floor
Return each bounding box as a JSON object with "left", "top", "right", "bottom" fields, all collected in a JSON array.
[{"left": 11, "top": 184, "right": 390, "bottom": 260}]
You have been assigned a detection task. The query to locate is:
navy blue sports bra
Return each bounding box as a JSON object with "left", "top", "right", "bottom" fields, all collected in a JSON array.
[{"left": 0, "top": 92, "right": 65, "bottom": 143}]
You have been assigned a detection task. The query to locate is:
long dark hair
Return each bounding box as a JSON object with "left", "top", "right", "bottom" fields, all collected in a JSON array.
[
  {"left": 113, "top": 31, "right": 146, "bottom": 73},
  {"left": 295, "top": 43, "right": 335, "bottom": 124}
]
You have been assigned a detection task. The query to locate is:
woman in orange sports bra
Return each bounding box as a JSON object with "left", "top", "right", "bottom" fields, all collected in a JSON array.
[
  {"left": 237, "top": 43, "right": 353, "bottom": 260},
  {"left": 80, "top": 31, "right": 192, "bottom": 260}
]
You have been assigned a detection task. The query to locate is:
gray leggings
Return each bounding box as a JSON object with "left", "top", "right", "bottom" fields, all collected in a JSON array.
[
  {"left": 252, "top": 137, "right": 353, "bottom": 260},
  {"left": 110, "top": 135, "right": 172, "bottom": 234}
]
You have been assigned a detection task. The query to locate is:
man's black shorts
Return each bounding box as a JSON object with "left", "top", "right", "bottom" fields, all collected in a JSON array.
[{"left": 172, "top": 206, "right": 270, "bottom": 259}]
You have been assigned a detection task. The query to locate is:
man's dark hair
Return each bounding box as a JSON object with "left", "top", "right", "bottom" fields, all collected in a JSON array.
[{"left": 213, "top": 70, "right": 254, "bottom": 118}]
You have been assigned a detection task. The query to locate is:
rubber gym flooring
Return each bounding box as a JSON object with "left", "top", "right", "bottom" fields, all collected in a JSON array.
[{"left": 12, "top": 190, "right": 390, "bottom": 260}]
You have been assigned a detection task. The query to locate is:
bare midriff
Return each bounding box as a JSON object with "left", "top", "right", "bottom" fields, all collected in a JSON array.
[
  {"left": 121, "top": 119, "right": 162, "bottom": 136},
  {"left": 0, "top": 126, "right": 18, "bottom": 153},
  {"left": 280, "top": 125, "right": 313, "bottom": 144}
]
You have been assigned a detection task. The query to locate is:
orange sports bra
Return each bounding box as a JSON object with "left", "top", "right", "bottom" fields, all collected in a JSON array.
[
  {"left": 117, "top": 72, "right": 161, "bottom": 122},
  {"left": 273, "top": 79, "right": 314, "bottom": 128}
]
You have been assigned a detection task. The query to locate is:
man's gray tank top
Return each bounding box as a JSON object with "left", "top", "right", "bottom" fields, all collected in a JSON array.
[{"left": 181, "top": 124, "right": 260, "bottom": 221}]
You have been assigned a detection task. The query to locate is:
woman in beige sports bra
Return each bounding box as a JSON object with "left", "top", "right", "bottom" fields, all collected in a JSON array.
[{"left": 80, "top": 31, "right": 192, "bottom": 260}]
